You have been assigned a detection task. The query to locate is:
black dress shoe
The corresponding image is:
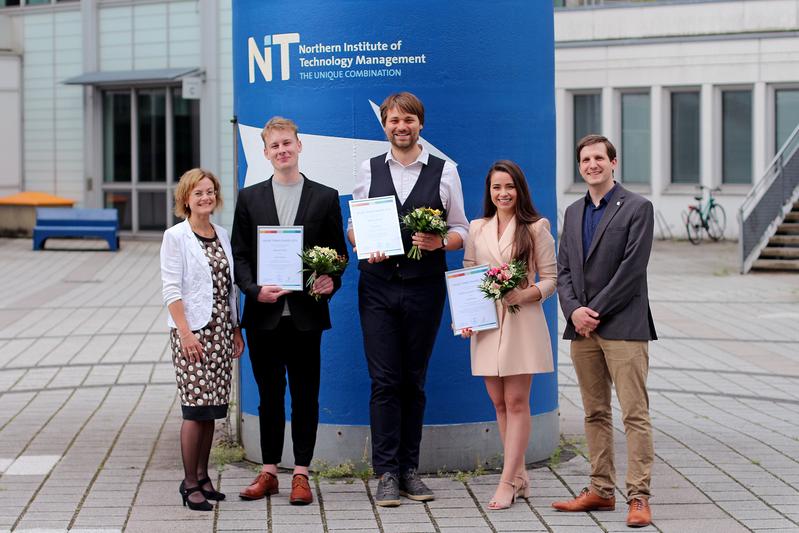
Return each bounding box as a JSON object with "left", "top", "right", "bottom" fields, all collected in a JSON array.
[
  {"left": 179, "top": 481, "right": 213, "bottom": 511},
  {"left": 198, "top": 476, "right": 226, "bottom": 501}
]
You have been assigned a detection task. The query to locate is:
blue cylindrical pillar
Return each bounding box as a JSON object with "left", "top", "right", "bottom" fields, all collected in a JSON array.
[{"left": 233, "top": 0, "right": 558, "bottom": 472}]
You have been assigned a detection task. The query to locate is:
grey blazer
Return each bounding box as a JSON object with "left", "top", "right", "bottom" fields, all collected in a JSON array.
[{"left": 557, "top": 184, "right": 657, "bottom": 341}]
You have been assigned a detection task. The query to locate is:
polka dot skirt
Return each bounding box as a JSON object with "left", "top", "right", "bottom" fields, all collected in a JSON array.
[{"left": 170, "top": 234, "right": 234, "bottom": 420}]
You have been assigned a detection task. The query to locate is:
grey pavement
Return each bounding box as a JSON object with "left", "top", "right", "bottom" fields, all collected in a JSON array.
[{"left": 0, "top": 237, "right": 797, "bottom": 532}]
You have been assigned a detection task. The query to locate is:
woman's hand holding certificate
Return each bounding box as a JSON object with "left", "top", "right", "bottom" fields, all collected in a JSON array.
[{"left": 445, "top": 265, "right": 499, "bottom": 336}]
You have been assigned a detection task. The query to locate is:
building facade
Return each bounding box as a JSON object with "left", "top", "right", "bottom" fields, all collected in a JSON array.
[
  {"left": 0, "top": 0, "right": 234, "bottom": 232},
  {"left": 555, "top": 0, "right": 799, "bottom": 238},
  {"left": 1, "top": 0, "right": 798, "bottom": 239}
]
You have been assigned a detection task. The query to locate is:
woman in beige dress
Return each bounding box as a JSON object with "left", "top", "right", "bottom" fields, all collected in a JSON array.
[{"left": 462, "top": 160, "right": 556, "bottom": 510}]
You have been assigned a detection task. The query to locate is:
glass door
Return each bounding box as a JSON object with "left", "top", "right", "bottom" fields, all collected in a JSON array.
[{"left": 102, "top": 87, "right": 199, "bottom": 233}]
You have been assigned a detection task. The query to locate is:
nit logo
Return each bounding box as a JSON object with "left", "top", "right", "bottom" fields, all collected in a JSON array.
[{"left": 248, "top": 33, "right": 300, "bottom": 83}]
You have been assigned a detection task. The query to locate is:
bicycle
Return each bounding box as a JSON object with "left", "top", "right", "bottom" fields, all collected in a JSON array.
[{"left": 684, "top": 185, "right": 726, "bottom": 244}]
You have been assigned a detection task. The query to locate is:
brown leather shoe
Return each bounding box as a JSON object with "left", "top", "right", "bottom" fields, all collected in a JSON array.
[
  {"left": 552, "top": 487, "right": 615, "bottom": 512},
  {"left": 626, "top": 498, "right": 651, "bottom": 528},
  {"left": 239, "top": 471, "right": 278, "bottom": 500},
  {"left": 289, "top": 473, "right": 313, "bottom": 505}
]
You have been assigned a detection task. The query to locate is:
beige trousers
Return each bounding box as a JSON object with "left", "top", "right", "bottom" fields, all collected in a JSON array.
[{"left": 570, "top": 333, "right": 653, "bottom": 502}]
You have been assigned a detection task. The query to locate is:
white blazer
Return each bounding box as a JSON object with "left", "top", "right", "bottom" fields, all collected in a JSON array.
[{"left": 160, "top": 219, "right": 239, "bottom": 330}]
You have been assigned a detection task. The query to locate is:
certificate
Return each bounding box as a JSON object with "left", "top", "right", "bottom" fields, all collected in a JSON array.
[
  {"left": 257, "top": 226, "right": 304, "bottom": 290},
  {"left": 349, "top": 196, "right": 405, "bottom": 260},
  {"left": 445, "top": 265, "right": 499, "bottom": 336}
]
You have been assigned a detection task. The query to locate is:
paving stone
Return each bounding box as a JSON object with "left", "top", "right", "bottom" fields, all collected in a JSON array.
[
  {"left": 1, "top": 240, "right": 798, "bottom": 532},
  {"left": 270, "top": 526, "right": 324, "bottom": 533},
  {"left": 653, "top": 518, "right": 752, "bottom": 533},
  {"left": 740, "top": 518, "right": 799, "bottom": 529},
  {"left": 434, "top": 516, "right": 491, "bottom": 528}
]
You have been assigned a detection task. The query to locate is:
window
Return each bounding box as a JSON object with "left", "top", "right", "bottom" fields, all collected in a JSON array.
[
  {"left": 573, "top": 92, "right": 601, "bottom": 182},
  {"left": 137, "top": 90, "right": 167, "bottom": 183},
  {"left": 103, "top": 92, "right": 131, "bottom": 184},
  {"left": 721, "top": 90, "right": 752, "bottom": 184},
  {"left": 620, "top": 93, "right": 650, "bottom": 184},
  {"left": 102, "top": 87, "right": 199, "bottom": 233},
  {"left": 1, "top": 0, "right": 77, "bottom": 5},
  {"left": 670, "top": 91, "right": 700, "bottom": 184},
  {"left": 776, "top": 89, "right": 799, "bottom": 153}
]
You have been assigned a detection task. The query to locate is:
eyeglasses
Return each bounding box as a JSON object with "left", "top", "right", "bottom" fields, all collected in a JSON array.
[{"left": 192, "top": 190, "right": 217, "bottom": 199}]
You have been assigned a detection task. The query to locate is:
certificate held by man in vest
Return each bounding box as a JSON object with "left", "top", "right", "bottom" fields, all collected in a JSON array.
[{"left": 349, "top": 196, "right": 405, "bottom": 260}]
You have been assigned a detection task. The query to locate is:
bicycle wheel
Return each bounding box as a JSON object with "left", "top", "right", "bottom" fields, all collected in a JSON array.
[
  {"left": 685, "top": 208, "right": 703, "bottom": 245},
  {"left": 706, "top": 204, "right": 726, "bottom": 241}
]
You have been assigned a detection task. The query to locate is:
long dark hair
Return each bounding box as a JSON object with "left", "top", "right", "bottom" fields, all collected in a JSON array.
[{"left": 482, "top": 160, "right": 541, "bottom": 264}]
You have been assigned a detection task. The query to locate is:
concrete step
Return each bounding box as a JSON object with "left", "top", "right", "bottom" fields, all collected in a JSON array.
[
  {"left": 786, "top": 212, "right": 799, "bottom": 222},
  {"left": 777, "top": 223, "right": 799, "bottom": 234},
  {"left": 752, "top": 259, "right": 799, "bottom": 271},
  {"left": 761, "top": 247, "right": 799, "bottom": 258},
  {"left": 769, "top": 234, "right": 799, "bottom": 246}
]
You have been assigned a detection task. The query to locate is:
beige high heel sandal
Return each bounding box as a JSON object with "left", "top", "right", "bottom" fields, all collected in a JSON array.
[
  {"left": 488, "top": 479, "right": 517, "bottom": 510},
  {"left": 515, "top": 473, "right": 530, "bottom": 499}
]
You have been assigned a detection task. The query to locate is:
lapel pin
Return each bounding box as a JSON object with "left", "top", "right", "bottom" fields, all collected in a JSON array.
[{"left": 616, "top": 201, "right": 621, "bottom": 206}]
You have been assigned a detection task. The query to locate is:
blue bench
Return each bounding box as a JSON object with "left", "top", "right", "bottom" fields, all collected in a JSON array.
[{"left": 33, "top": 207, "right": 120, "bottom": 251}]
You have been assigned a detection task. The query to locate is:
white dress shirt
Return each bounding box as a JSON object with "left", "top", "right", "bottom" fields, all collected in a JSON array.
[{"left": 348, "top": 146, "right": 469, "bottom": 242}]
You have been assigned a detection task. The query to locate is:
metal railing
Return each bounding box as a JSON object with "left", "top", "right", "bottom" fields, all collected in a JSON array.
[{"left": 738, "top": 124, "right": 799, "bottom": 273}]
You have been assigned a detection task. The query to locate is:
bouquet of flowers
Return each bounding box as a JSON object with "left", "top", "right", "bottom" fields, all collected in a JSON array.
[
  {"left": 299, "top": 246, "right": 348, "bottom": 301},
  {"left": 401, "top": 207, "right": 448, "bottom": 260},
  {"left": 478, "top": 260, "right": 528, "bottom": 314}
]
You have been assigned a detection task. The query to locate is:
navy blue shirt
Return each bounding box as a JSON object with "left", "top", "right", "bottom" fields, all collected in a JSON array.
[{"left": 582, "top": 183, "right": 617, "bottom": 261}]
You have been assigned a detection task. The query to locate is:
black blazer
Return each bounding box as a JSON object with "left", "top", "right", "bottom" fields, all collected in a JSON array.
[
  {"left": 231, "top": 176, "right": 348, "bottom": 332},
  {"left": 557, "top": 184, "right": 657, "bottom": 341}
]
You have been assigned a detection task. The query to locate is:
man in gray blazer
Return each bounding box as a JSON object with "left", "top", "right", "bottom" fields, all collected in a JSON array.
[{"left": 552, "top": 135, "right": 657, "bottom": 528}]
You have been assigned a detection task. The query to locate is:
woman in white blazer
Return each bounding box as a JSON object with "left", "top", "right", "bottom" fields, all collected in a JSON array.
[
  {"left": 462, "top": 161, "right": 556, "bottom": 510},
  {"left": 160, "top": 169, "right": 244, "bottom": 511}
]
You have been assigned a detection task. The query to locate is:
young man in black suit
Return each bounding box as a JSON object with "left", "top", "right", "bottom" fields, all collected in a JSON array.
[
  {"left": 552, "top": 134, "right": 657, "bottom": 528},
  {"left": 232, "top": 117, "right": 347, "bottom": 506}
]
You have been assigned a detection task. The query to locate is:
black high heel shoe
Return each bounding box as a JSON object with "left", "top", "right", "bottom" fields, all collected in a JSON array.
[
  {"left": 179, "top": 480, "right": 214, "bottom": 511},
  {"left": 198, "top": 476, "right": 226, "bottom": 501}
]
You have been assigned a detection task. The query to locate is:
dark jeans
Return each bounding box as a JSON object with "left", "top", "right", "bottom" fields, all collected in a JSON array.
[
  {"left": 358, "top": 271, "right": 446, "bottom": 476},
  {"left": 247, "top": 318, "right": 322, "bottom": 467}
]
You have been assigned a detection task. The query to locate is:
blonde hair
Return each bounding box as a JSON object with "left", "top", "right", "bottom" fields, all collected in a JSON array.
[
  {"left": 260, "top": 116, "right": 299, "bottom": 146},
  {"left": 174, "top": 168, "right": 223, "bottom": 219}
]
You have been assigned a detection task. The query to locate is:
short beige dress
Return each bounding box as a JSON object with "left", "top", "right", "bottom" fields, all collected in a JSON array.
[{"left": 463, "top": 216, "right": 557, "bottom": 377}]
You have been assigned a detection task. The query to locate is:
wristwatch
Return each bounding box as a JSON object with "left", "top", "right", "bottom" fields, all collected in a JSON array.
[{"left": 440, "top": 236, "right": 448, "bottom": 250}]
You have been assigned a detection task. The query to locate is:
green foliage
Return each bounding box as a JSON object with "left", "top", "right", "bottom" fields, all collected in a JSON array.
[
  {"left": 311, "top": 459, "right": 374, "bottom": 482},
  {"left": 210, "top": 440, "right": 245, "bottom": 468},
  {"left": 549, "top": 435, "right": 587, "bottom": 468}
]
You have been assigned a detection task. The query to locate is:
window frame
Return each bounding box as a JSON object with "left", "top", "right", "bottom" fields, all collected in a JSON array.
[
  {"left": 772, "top": 84, "right": 799, "bottom": 158},
  {"left": 718, "top": 85, "right": 754, "bottom": 185},
  {"left": 667, "top": 86, "right": 702, "bottom": 186},
  {"left": 571, "top": 89, "right": 603, "bottom": 183},
  {"left": 616, "top": 89, "right": 651, "bottom": 186}
]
